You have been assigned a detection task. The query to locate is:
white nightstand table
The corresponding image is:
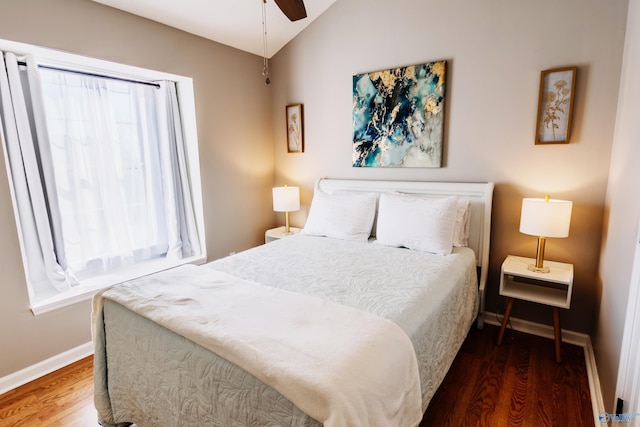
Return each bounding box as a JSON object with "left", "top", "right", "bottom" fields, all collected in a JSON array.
[
  {"left": 265, "top": 226, "right": 301, "bottom": 243},
  {"left": 497, "top": 255, "right": 574, "bottom": 363}
]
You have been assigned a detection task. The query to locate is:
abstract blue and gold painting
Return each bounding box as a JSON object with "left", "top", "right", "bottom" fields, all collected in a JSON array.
[{"left": 352, "top": 61, "right": 446, "bottom": 168}]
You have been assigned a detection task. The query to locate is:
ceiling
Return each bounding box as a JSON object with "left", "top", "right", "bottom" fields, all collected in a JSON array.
[{"left": 92, "top": 0, "right": 337, "bottom": 58}]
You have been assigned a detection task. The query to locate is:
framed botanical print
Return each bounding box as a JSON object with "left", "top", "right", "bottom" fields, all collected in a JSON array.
[
  {"left": 535, "top": 67, "right": 577, "bottom": 144},
  {"left": 286, "top": 104, "right": 304, "bottom": 153}
]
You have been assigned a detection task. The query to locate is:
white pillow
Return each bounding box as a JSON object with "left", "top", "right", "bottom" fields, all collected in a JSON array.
[
  {"left": 379, "top": 193, "right": 470, "bottom": 246},
  {"left": 376, "top": 193, "right": 458, "bottom": 255},
  {"left": 453, "top": 199, "right": 471, "bottom": 247},
  {"left": 302, "top": 190, "right": 378, "bottom": 242}
]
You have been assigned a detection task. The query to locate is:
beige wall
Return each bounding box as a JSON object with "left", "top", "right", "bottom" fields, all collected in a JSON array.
[
  {"left": 270, "top": 0, "right": 628, "bottom": 334},
  {"left": 594, "top": 0, "right": 640, "bottom": 408},
  {"left": 0, "top": 0, "right": 274, "bottom": 378}
]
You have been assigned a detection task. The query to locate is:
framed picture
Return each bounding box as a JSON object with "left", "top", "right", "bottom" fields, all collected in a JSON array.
[
  {"left": 535, "top": 66, "right": 577, "bottom": 144},
  {"left": 286, "top": 104, "right": 304, "bottom": 153},
  {"left": 352, "top": 61, "right": 446, "bottom": 168}
]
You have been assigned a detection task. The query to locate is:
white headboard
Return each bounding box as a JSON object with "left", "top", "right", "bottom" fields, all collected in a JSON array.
[{"left": 317, "top": 178, "right": 494, "bottom": 328}]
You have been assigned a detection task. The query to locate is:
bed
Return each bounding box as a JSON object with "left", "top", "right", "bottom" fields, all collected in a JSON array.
[{"left": 92, "top": 178, "right": 494, "bottom": 427}]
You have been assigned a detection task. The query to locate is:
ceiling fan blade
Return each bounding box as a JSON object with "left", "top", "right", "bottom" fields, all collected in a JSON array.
[{"left": 274, "top": 0, "right": 307, "bottom": 21}]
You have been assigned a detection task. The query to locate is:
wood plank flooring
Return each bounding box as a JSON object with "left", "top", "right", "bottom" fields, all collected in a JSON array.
[
  {"left": 421, "top": 324, "right": 594, "bottom": 427},
  {"left": 0, "top": 356, "right": 94, "bottom": 427},
  {"left": 0, "top": 324, "right": 594, "bottom": 427}
]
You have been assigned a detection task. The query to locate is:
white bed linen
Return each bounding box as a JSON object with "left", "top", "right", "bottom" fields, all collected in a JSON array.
[
  {"left": 93, "top": 234, "right": 479, "bottom": 426},
  {"left": 208, "top": 234, "right": 479, "bottom": 409},
  {"left": 94, "top": 264, "right": 422, "bottom": 427}
]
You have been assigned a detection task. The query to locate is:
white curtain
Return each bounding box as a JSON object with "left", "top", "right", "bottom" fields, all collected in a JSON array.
[
  {"left": 157, "top": 81, "right": 200, "bottom": 260},
  {"left": 39, "top": 69, "right": 169, "bottom": 276},
  {"left": 38, "top": 70, "right": 202, "bottom": 278},
  {"left": 0, "top": 53, "right": 201, "bottom": 299},
  {"left": 0, "top": 52, "right": 77, "bottom": 294}
]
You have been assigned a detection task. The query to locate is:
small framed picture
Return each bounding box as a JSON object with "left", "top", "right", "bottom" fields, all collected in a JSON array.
[
  {"left": 535, "top": 66, "right": 577, "bottom": 144},
  {"left": 286, "top": 104, "right": 304, "bottom": 153}
]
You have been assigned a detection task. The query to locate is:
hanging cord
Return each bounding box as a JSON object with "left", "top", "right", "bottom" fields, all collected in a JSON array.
[{"left": 262, "top": 0, "right": 271, "bottom": 85}]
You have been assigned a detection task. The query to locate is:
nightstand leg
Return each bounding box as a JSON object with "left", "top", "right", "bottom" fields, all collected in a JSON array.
[
  {"left": 497, "top": 297, "right": 514, "bottom": 346},
  {"left": 553, "top": 308, "right": 562, "bottom": 363}
]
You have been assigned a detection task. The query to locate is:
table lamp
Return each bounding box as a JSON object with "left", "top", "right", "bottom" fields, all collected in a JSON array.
[
  {"left": 519, "top": 195, "right": 572, "bottom": 273},
  {"left": 272, "top": 185, "right": 300, "bottom": 234}
]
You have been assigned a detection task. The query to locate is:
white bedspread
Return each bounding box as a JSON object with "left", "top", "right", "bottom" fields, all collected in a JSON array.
[
  {"left": 93, "top": 264, "right": 423, "bottom": 427},
  {"left": 210, "top": 234, "right": 479, "bottom": 410}
]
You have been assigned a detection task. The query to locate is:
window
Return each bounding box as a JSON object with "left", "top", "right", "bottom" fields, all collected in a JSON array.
[
  {"left": 40, "top": 70, "right": 174, "bottom": 278},
  {"left": 0, "top": 40, "right": 206, "bottom": 314}
]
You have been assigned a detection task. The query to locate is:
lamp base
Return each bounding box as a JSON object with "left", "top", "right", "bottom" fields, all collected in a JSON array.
[
  {"left": 284, "top": 211, "right": 291, "bottom": 235},
  {"left": 528, "top": 264, "right": 550, "bottom": 274},
  {"left": 528, "top": 236, "right": 551, "bottom": 273}
]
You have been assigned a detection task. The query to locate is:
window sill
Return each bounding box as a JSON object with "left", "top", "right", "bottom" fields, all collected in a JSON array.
[{"left": 30, "top": 255, "right": 207, "bottom": 315}]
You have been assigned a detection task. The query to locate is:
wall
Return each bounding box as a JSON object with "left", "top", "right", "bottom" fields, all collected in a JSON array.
[
  {"left": 0, "top": 0, "right": 274, "bottom": 378},
  {"left": 0, "top": 0, "right": 634, "bottom": 402},
  {"left": 594, "top": 0, "right": 640, "bottom": 409},
  {"left": 270, "top": 0, "right": 628, "bottom": 334}
]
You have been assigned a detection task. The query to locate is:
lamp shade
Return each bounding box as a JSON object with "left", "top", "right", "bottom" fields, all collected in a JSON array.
[
  {"left": 519, "top": 197, "right": 572, "bottom": 238},
  {"left": 272, "top": 186, "right": 300, "bottom": 212}
]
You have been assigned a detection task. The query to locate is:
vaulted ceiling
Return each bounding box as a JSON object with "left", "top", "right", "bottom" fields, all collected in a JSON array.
[{"left": 92, "top": 0, "right": 337, "bottom": 58}]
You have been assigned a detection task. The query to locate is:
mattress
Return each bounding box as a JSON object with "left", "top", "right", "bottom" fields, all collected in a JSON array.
[{"left": 93, "top": 235, "right": 479, "bottom": 427}]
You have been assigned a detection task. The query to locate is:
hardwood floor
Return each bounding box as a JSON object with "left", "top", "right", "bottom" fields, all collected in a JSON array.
[
  {"left": 0, "top": 324, "right": 594, "bottom": 427},
  {"left": 0, "top": 356, "right": 95, "bottom": 427},
  {"left": 421, "top": 324, "right": 594, "bottom": 427}
]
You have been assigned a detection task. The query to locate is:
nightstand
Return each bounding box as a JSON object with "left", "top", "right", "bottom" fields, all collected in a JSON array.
[
  {"left": 497, "top": 255, "right": 574, "bottom": 363},
  {"left": 265, "top": 226, "right": 301, "bottom": 243}
]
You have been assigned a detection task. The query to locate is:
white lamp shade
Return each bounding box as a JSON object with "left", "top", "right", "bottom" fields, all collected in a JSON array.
[
  {"left": 520, "top": 198, "right": 573, "bottom": 238},
  {"left": 272, "top": 186, "right": 300, "bottom": 212}
]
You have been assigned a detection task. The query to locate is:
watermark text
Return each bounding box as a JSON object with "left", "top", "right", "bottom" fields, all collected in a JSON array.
[{"left": 599, "top": 412, "right": 640, "bottom": 423}]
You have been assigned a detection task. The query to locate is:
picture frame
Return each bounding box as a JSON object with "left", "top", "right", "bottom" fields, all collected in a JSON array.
[
  {"left": 535, "top": 66, "right": 577, "bottom": 144},
  {"left": 286, "top": 104, "right": 304, "bottom": 153},
  {"left": 352, "top": 61, "right": 446, "bottom": 167}
]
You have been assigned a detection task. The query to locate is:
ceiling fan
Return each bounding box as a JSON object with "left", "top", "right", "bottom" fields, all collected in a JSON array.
[
  {"left": 261, "top": 0, "right": 306, "bottom": 85},
  {"left": 273, "top": 0, "right": 307, "bottom": 21}
]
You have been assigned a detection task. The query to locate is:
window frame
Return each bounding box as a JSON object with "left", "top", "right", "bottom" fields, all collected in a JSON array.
[{"left": 0, "top": 38, "right": 207, "bottom": 315}]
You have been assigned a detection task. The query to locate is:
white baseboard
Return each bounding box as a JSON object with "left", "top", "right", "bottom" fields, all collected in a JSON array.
[
  {"left": 485, "top": 312, "right": 604, "bottom": 426},
  {"left": 0, "top": 341, "right": 94, "bottom": 395}
]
